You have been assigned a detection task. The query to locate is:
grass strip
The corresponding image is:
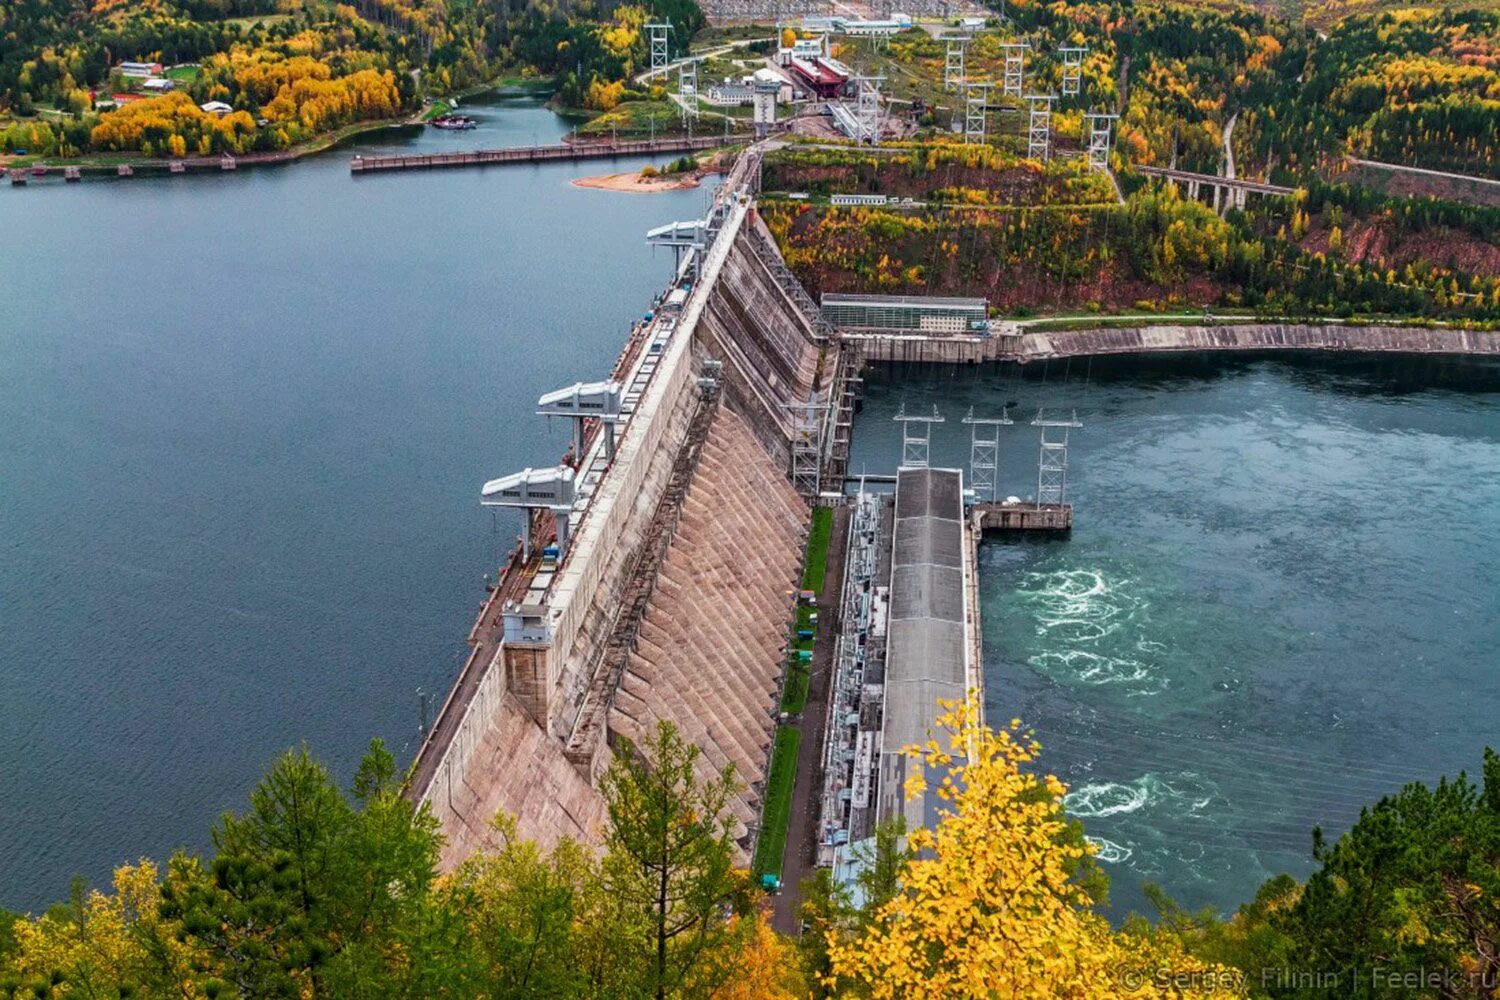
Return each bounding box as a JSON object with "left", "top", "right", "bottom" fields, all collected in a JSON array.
[{"left": 752, "top": 726, "right": 802, "bottom": 879}]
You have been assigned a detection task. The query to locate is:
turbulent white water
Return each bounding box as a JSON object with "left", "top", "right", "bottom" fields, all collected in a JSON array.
[{"left": 1015, "top": 569, "right": 1167, "bottom": 694}]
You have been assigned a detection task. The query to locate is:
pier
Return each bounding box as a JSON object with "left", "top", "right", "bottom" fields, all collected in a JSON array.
[{"left": 349, "top": 135, "right": 730, "bottom": 174}]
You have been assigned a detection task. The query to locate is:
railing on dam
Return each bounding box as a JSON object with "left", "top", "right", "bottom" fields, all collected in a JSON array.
[{"left": 350, "top": 135, "right": 730, "bottom": 173}]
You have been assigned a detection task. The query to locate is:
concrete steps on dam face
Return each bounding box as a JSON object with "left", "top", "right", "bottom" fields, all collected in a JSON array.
[{"left": 607, "top": 405, "right": 809, "bottom": 837}]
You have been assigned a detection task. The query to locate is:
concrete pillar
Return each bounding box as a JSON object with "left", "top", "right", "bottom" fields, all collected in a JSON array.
[
  {"left": 1236, "top": 187, "right": 1246, "bottom": 211},
  {"left": 1213, "top": 184, "right": 1222, "bottom": 213},
  {"left": 1188, "top": 179, "right": 1200, "bottom": 200},
  {"left": 504, "top": 645, "right": 551, "bottom": 727}
]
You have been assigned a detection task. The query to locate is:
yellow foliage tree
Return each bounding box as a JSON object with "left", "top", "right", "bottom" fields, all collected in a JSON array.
[{"left": 825, "top": 697, "right": 1242, "bottom": 999}]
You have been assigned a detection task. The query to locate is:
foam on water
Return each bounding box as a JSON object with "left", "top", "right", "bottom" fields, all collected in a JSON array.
[
  {"left": 1065, "top": 772, "right": 1224, "bottom": 820},
  {"left": 1086, "top": 836, "right": 1134, "bottom": 864},
  {"left": 1013, "top": 568, "right": 1166, "bottom": 694}
]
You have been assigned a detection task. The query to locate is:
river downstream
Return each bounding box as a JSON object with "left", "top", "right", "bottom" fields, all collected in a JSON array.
[
  {"left": 0, "top": 93, "right": 710, "bottom": 911},
  {"left": 850, "top": 354, "right": 1500, "bottom": 919}
]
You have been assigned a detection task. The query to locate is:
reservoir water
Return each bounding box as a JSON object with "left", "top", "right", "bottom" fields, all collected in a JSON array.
[
  {"left": 850, "top": 355, "right": 1500, "bottom": 919},
  {"left": 0, "top": 93, "right": 712, "bottom": 911}
]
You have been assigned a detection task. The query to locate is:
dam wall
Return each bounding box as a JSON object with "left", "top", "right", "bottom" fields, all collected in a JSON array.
[
  {"left": 844, "top": 322, "right": 1500, "bottom": 365},
  {"left": 421, "top": 157, "right": 827, "bottom": 864},
  {"left": 695, "top": 212, "right": 827, "bottom": 471}
]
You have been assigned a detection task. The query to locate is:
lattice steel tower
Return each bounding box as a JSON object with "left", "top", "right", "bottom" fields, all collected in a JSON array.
[
  {"left": 1032, "top": 408, "right": 1082, "bottom": 505},
  {"left": 944, "top": 35, "right": 968, "bottom": 92},
  {"left": 1000, "top": 42, "right": 1029, "bottom": 98},
  {"left": 1026, "top": 93, "right": 1056, "bottom": 162},
  {"left": 854, "top": 74, "right": 885, "bottom": 144},
  {"left": 646, "top": 23, "right": 672, "bottom": 76},
  {"left": 894, "top": 403, "right": 945, "bottom": 469},
  {"left": 1084, "top": 112, "right": 1118, "bottom": 173},
  {"left": 963, "top": 81, "right": 992, "bottom": 145},
  {"left": 1059, "top": 45, "right": 1087, "bottom": 97},
  {"left": 963, "top": 406, "right": 1013, "bottom": 503}
]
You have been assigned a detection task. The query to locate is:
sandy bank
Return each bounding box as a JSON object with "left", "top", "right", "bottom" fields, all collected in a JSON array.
[{"left": 571, "top": 170, "right": 705, "bottom": 193}]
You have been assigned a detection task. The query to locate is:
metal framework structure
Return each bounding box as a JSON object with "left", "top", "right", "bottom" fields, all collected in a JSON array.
[
  {"left": 1084, "top": 112, "right": 1119, "bottom": 173},
  {"left": 1000, "top": 42, "right": 1029, "bottom": 98},
  {"left": 786, "top": 399, "right": 829, "bottom": 496},
  {"left": 962, "top": 406, "right": 1012, "bottom": 503},
  {"left": 854, "top": 74, "right": 885, "bottom": 144},
  {"left": 963, "top": 81, "right": 992, "bottom": 145},
  {"left": 645, "top": 23, "right": 672, "bottom": 76},
  {"left": 1026, "top": 93, "right": 1056, "bottom": 162},
  {"left": 943, "top": 35, "right": 968, "bottom": 92},
  {"left": 678, "top": 61, "right": 699, "bottom": 131},
  {"left": 893, "top": 403, "right": 945, "bottom": 469},
  {"left": 1032, "top": 408, "right": 1082, "bottom": 505},
  {"left": 1059, "top": 45, "right": 1087, "bottom": 97}
]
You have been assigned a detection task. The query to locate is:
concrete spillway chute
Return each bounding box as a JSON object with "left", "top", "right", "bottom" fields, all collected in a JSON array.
[
  {"left": 480, "top": 465, "right": 577, "bottom": 562},
  {"left": 537, "top": 380, "right": 623, "bottom": 461}
]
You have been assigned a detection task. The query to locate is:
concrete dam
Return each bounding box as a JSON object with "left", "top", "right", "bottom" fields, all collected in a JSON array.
[{"left": 407, "top": 145, "right": 852, "bottom": 866}]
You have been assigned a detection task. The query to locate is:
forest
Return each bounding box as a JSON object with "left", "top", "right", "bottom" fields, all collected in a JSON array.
[
  {"left": 870, "top": 0, "right": 1497, "bottom": 184},
  {"left": 760, "top": 146, "right": 1500, "bottom": 322},
  {"left": 3, "top": 699, "right": 1498, "bottom": 998},
  {"left": 0, "top": 0, "right": 702, "bottom": 156}
]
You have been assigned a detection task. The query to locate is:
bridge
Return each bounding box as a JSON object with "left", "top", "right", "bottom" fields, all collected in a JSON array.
[
  {"left": 349, "top": 135, "right": 731, "bottom": 173},
  {"left": 1135, "top": 164, "right": 1294, "bottom": 211}
]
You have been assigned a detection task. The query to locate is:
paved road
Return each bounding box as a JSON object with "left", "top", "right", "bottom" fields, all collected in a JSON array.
[{"left": 772, "top": 504, "right": 852, "bottom": 935}]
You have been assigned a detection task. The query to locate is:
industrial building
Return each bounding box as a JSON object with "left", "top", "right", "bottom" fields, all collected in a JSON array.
[
  {"left": 820, "top": 293, "right": 989, "bottom": 333},
  {"left": 788, "top": 55, "right": 851, "bottom": 98}
]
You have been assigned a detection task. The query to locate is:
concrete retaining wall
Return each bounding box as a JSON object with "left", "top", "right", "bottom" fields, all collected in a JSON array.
[{"left": 848, "top": 323, "right": 1500, "bottom": 366}]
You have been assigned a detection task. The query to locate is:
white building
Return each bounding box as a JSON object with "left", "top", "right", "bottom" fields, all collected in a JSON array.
[
  {"left": 142, "top": 77, "right": 176, "bottom": 93},
  {"left": 119, "top": 61, "right": 163, "bottom": 78},
  {"left": 200, "top": 100, "right": 234, "bottom": 116}
]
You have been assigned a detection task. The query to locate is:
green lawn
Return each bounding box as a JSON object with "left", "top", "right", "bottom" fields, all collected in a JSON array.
[
  {"left": 752, "top": 726, "right": 802, "bottom": 879},
  {"left": 165, "top": 65, "right": 200, "bottom": 83},
  {"left": 802, "top": 506, "right": 834, "bottom": 592},
  {"left": 780, "top": 506, "right": 835, "bottom": 715}
]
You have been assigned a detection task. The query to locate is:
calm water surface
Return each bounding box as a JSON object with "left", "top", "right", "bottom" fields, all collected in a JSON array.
[
  {"left": 851, "top": 354, "right": 1500, "bottom": 919},
  {"left": 0, "top": 94, "right": 713, "bottom": 911}
]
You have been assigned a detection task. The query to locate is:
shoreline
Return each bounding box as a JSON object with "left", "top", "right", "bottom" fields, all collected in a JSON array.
[
  {"left": 570, "top": 170, "right": 704, "bottom": 193},
  {"left": 2, "top": 76, "right": 552, "bottom": 174}
]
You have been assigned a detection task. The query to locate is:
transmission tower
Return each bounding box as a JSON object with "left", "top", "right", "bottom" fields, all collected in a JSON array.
[
  {"left": 1000, "top": 42, "right": 1029, "bottom": 98},
  {"left": 1059, "top": 45, "right": 1087, "bottom": 97},
  {"left": 646, "top": 23, "right": 673, "bottom": 76},
  {"left": 962, "top": 406, "right": 1012, "bottom": 503},
  {"left": 1032, "top": 408, "right": 1082, "bottom": 505},
  {"left": 1084, "top": 112, "right": 1119, "bottom": 173},
  {"left": 893, "top": 403, "right": 944, "bottom": 469},
  {"left": 963, "top": 81, "right": 992, "bottom": 145},
  {"left": 678, "top": 61, "right": 699, "bottom": 131},
  {"left": 943, "top": 35, "right": 968, "bottom": 92},
  {"left": 1025, "top": 93, "right": 1056, "bottom": 162},
  {"left": 854, "top": 74, "right": 885, "bottom": 144}
]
